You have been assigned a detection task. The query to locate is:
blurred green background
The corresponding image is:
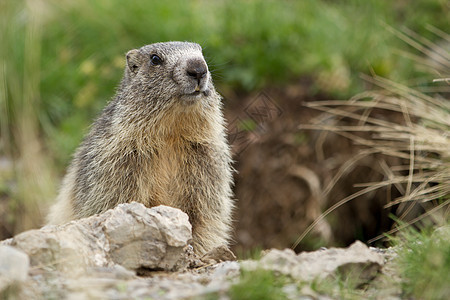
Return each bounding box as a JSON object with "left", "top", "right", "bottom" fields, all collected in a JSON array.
[{"left": 0, "top": 0, "right": 448, "bottom": 242}]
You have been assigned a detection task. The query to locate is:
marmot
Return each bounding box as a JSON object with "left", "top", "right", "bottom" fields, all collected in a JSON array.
[{"left": 47, "top": 42, "right": 234, "bottom": 255}]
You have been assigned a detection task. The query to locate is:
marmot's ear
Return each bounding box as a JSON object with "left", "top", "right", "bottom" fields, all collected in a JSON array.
[{"left": 126, "top": 49, "right": 142, "bottom": 74}]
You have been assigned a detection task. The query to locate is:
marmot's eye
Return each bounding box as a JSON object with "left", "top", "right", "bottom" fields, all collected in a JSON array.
[{"left": 150, "top": 54, "right": 163, "bottom": 66}]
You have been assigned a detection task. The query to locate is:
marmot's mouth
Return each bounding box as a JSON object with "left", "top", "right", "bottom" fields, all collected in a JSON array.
[
  {"left": 185, "top": 89, "right": 210, "bottom": 97},
  {"left": 181, "top": 91, "right": 206, "bottom": 105}
]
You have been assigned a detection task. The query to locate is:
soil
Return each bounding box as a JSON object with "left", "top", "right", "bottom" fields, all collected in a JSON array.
[{"left": 222, "top": 82, "right": 407, "bottom": 254}]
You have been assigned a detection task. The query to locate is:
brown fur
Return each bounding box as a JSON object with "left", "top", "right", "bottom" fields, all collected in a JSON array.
[{"left": 47, "top": 42, "right": 234, "bottom": 254}]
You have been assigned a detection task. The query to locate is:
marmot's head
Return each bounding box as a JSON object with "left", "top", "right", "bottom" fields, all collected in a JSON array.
[{"left": 121, "top": 42, "right": 215, "bottom": 109}]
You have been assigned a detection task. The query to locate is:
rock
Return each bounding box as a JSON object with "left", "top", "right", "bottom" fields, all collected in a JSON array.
[
  {"left": 2, "top": 203, "right": 192, "bottom": 273},
  {"left": 432, "top": 225, "right": 450, "bottom": 241},
  {"left": 0, "top": 245, "right": 30, "bottom": 293},
  {"left": 0, "top": 203, "right": 397, "bottom": 299},
  {"left": 103, "top": 204, "right": 192, "bottom": 271},
  {"left": 0, "top": 245, "right": 30, "bottom": 282},
  {"left": 242, "top": 241, "right": 384, "bottom": 285}
]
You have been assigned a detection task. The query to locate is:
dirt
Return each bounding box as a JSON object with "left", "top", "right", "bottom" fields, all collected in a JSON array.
[{"left": 222, "top": 83, "right": 407, "bottom": 253}]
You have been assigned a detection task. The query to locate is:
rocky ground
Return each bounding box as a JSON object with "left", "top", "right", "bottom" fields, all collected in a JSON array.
[{"left": 0, "top": 203, "right": 403, "bottom": 299}]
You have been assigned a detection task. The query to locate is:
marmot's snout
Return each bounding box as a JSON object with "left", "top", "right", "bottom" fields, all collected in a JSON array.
[
  {"left": 186, "top": 58, "right": 207, "bottom": 83},
  {"left": 175, "top": 55, "right": 210, "bottom": 98},
  {"left": 184, "top": 57, "right": 209, "bottom": 95}
]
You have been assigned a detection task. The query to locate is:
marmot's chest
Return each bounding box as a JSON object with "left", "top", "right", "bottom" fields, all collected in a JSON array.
[{"left": 139, "top": 138, "right": 207, "bottom": 208}]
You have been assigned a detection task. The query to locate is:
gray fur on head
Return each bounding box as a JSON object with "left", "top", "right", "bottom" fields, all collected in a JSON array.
[
  {"left": 121, "top": 42, "right": 211, "bottom": 109},
  {"left": 47, "top": 41, "right": 234, "bottom": 255}
]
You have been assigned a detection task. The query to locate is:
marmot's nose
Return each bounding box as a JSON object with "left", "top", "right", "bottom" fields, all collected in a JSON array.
[{"left": 186, "top": 58, "right": 207, "bottom": 80}]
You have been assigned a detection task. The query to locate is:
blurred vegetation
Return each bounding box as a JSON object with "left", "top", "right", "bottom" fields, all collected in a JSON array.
[
  {"left": 1, "top": 0, "right": 448, "bottom": 166},
  {"left": 229, "top": 269, "right": 288, "bottom": 300},
  {"left": 394, "top": 225, "right": 450, "bottom": 299},
  {"left": 0, "top": 0, "right": 447, "bottom": 233}
]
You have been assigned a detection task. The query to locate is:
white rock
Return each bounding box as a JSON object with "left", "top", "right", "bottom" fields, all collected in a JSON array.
[
  {"left": 242, "top": 241, "right": 384, "bottom": 284},
  {"left": 3, "top": 203, "right": 192, "bottom": 273},
  {"left": 0, "top": 245, "right": 30, "bottom": 282}
]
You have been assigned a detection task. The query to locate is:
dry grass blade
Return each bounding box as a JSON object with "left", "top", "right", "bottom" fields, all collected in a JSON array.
[
  {"left": 292, "top": 183, "right": 391, "bottom": 249},
  {"left": 294, "top": 28, "right": 449, "bottom": 247},
  {"left": 384, "top": 25, "right": 450, "bottom": 79},
  {"left": 367, "top": 200, "right": 449, "bottom": 244}
]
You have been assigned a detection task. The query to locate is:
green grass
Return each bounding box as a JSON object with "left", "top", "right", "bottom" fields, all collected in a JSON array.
[
  {"left": 394, "top": 225, "right": 450, "bottom": 300},
  {"left": 309, "top": 276, "right": 366, "bottom": 300},
  {"left": 229, "top": 269, "right": 288, "bottom": 300}
]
